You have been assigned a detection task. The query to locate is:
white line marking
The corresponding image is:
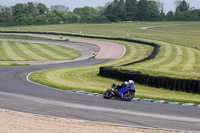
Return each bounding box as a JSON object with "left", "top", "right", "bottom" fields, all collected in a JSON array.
[
  {"left": 1, "top": 91, "right": 200, "bottom": 123},
  {"left": 119, "top": 45, "right": 126, "bottom": 59},
  {"left": 27, "top": 72, "right": 71, "bottom": 93}
]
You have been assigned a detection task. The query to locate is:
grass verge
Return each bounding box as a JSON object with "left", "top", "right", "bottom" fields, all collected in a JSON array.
[
  {"left": 0, "top": 62, "right": 28, "bottom": 66},
  {"left": 0, "top": 34, "right": 62, "bottom": 42}
]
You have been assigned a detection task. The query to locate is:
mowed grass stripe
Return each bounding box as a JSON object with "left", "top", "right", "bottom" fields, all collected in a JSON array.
[
  {"left": 113, "top": 41, "right": 153, "bottom": 67},
  {"left": 0, "top": 41, "right": 80, "bottom": 61},
  {"left": 167, "top": 46, "right": 182, "bottom": 70},
  {"left": 47, "top": 45, "right": 77, "bottom": 59},
  {"left": 132, "top": 45, "right": 142, "bottom": 61},
  {"left": 117, "top": 39, "right": 200, "bottom": 79},
  {"left": 182, "top": 48, "right": 196, "bottom": 71},
  {"left": 134, "top": 43, "right": 171, "bottom": 69},
  {"left": 121, "top": 43, "right": 140, "bottom": 63},
  {"left": 194, "top": 51, "right": 200, "bottom": 72},
  {"left": 9, "top": 42, "right": 35, "bottom": 61},
  {"left": 37, "top": 44, "right": 70, "bottom": 59},
  {"left": 0, "top": 42, "right": 11, "bottom": 60},
  {"left": 16, "top": 42, "right": 47, "bottom": 60},
  {"left": 171, "top": 47, "right": 188, "bottom": 72},
  {"left": 3, "top": 41, "right": 25, "bottom": 60},
  {"left": 150, "top": 45, "right": 176, "bottom": 70},
  {"left": 22, "top": 42, "right": 56, "bottom": 60}
]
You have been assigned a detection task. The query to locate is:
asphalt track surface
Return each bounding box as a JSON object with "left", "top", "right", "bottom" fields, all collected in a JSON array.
[{"left": 0, "top": 37, "right": 200, "bottom": 132}]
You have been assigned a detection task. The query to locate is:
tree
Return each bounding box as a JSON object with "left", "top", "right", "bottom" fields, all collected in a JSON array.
[
  {"left": 117, "top": 0, "right": 126, "bottom": 21},
  {"left": 156, "top": 0, "right": 165, "bottom": 20},
  {"left": 96, "top": 6, "right": 105, "bottom": 16},
  {"left": 166, "top": 11, "right": 174, "bottom": 21},
  {"left": 26, "top": 2, "right": 34, "bottom": 14},
  {"left": 175, "top": 0, "right": 189, "bottom": 13},
  {"left": 47, "top": 11, "right": 61, "bottom": 24},
  {"left": 104, "top": 0, "right": 126, "bottom": 22},
  {"left": 52, "top": 10, "right": 78, "bottom": 23},
  {"left": 156, "top": 0, "right": 164, "bottom": 14},
  {"left": 73, "top": 6, "right": 96, "bottom": 23},
  {"left": 12, "top": 3, "right": 26, "bottom": 24},
  {"left": 146, "top": 1, "right": 159, "bottom": 21},
  {"left": 34, "top": 14, "right": 47, "bottom": 24},
  {"left": 175, "top": 0, "right": 190, "bottom": 20},
  {"left": 104, "top": 0, "right": 119, "bottom": 22},
  {"left": 136, "top": 0, "right": 148, "bottom": 21},
  {"left": 63, "top": 12, "right": 79, "bottom": 23},
  {"left": 0, "top": 7, "right": 13, "bottom": 23},
  {"left": 104, "top": 3, "right": 116, "bottom": 22},
  {"left": 26, "top": 13, "right": 34, "bottom": 24},
  {"left": 125, "top": 0, "right": 137, "bottom": 21},
  {"left": 24, "top": 2, "right": 41, "bottom": 17},
  {"left": 190, "top": 9, "right": 200, "bottom": 20},
  {"left": 37, "top": 3, "right": 48, "bottom": 14}
]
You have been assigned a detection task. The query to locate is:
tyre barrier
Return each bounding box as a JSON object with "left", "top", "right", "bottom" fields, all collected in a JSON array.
[{"left": 99, "top": 67, "right": 200, "bottom": 94}]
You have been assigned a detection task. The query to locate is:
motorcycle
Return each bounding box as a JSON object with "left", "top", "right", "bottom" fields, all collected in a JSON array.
[{"left": 103, "top": 80, "right": 135, "bottom": 101}]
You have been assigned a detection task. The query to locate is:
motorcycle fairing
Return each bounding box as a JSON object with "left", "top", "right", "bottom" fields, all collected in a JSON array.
[{"left": 116, "top": 85, "right": 135, "bottom": 99}]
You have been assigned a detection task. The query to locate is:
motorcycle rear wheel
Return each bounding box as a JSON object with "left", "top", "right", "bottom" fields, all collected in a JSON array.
[
  {"left": 123, "top": 91, "right": 134, "bottom": 101},
  {"left": 103, "top": 90, "right": 113, "bottom": 99}
]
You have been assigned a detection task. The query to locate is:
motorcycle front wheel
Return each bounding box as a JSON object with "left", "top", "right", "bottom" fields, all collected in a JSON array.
[
  {"left": 123, "top": 91, "right": 134, "bottom": 101},
  {"left": 103, "top": 90, "right": 113, "bottom": 99}
]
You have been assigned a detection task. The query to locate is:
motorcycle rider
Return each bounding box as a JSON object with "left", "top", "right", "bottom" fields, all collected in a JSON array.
[
  {"left": 128, "top": 80, "right": 134, "bottom": 86},
  {"left": 92, "top": 52, "right": 97, "bottom": 59},
  {"left": 114, "top": 80, "right": 134, "bottom": 91},
  {"left": 104, "top": 80, "right": 135, "bottom": 101}
]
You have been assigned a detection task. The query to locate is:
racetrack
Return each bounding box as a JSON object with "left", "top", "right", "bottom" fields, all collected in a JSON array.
[{"left": 0, "top": 35, "right": 199, "bottom": 132}]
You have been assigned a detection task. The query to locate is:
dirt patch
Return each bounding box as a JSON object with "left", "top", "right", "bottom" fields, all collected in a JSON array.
[{"left": 0, "top": 109, "right": 184, "bottom": 133}]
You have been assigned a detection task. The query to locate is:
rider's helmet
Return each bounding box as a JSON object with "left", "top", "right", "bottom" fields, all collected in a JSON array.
[
  {"left": 124, "top": 81, "right": 129, "bottom": 85},
  {"left": 122, "top": 81, "right": 129, "bottom": 86},
  {"left": 129, "top": 80, "right": 134, "bottom": 84}
]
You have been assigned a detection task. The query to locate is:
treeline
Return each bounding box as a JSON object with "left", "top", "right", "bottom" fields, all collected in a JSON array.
[
  {"left": 104, "top": 0, "right": 200, "bottom": 21},
  {"left": 0, "top": 2, "right": 108, "bottom": 25},
  {"left": 0, "top": 0, "right": 200, "bottom": 26}
]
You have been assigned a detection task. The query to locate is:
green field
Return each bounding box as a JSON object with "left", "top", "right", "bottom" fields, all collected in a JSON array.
[
  {"left": 1, "top": 21, "right": 200, "bottom": 49},
  {"left": 0, "top": 41, "right": 79, "bottom": 61},
  {"left": 118, "top": 39, "right": 200, "bottom": 80}
]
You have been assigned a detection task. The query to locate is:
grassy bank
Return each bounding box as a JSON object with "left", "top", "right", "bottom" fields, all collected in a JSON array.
[{"left": 117, "top": 39, "right": 200, "bottom": 80}]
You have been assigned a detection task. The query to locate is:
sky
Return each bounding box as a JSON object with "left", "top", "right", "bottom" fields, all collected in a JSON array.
[{"left": 0, "top": 0, "right": 200, "bottom": 13}]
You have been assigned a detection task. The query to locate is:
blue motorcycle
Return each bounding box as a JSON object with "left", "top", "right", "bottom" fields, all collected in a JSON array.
[{"left": 103, "top": 80, "right": 135, "bottom": 101}]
